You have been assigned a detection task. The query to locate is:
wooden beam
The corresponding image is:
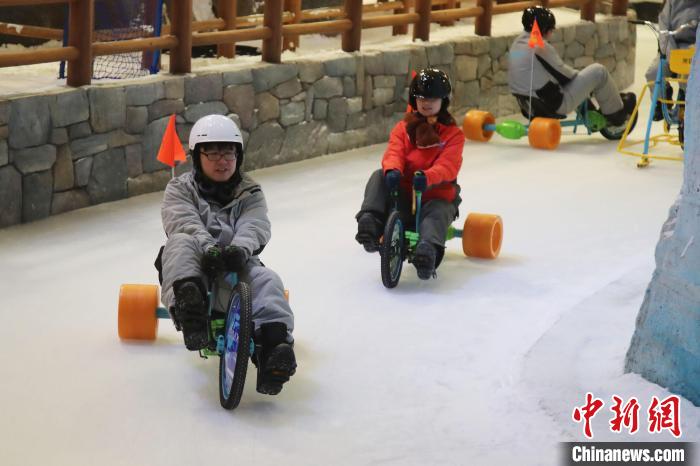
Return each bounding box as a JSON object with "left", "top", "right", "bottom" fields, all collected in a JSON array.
[
  {"left": 0, "top": 46, "right": 78, "bottom": 67},
  {"left": 92, "top": 36, "right": 178, "bottom": 56},
  {"left": 282, "top": 19, "right": 352, "bottom": 35},
  {"left": 612, "top": 0, "right": 628, "bottom": 16},
  {"left": 363, "top": 13, "right": 419, "bottom": 29},
  {"left": 430, "top": 6, "right": 482, "bottom": 22},
  {"left": 262, "top": 0, "right": 283, "bottom": 63},
  {"left": 192, "top": 27, "right": 271, "bottom": 46},
  {"left": 475, "top": 0, "right": 492, "bottom": 36},
  {"left": 170, "top": 0, "right": 192, "bottom": 74},
  {"left": 413, "top": 0, "right": 432, "bottom": 41},
  {"left": 67, "top": 0, "right": 93, "bottom": 87},
  {"left": 580, "top": 0, "right": 596, "bottom": 21},
  {"left": 217, "top": 0, "right": 236, "bottom": 58},
  {"left": 0, "top": 22, "right": 63, "bottom": 41},
  {"left": 342, "top": 0, "right": 362, "bottom": 52}
]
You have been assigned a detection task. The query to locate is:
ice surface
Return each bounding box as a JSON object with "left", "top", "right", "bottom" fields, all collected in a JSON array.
[{"left": 0, "top": 15, "right": 698, "bottom": 466}]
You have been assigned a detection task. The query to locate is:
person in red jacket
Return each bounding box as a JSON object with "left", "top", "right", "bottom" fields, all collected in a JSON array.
[{"left": 355, "top": 68, "right": 464, "bottom": 280}]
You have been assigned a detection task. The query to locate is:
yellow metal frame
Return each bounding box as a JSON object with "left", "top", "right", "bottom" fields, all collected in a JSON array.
[{"left": 617, "top": 47, "right": 693, "bottom": 168}]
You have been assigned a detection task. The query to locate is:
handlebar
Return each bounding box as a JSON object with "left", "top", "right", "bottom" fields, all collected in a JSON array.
[{"left": 629, "top": 18, "right": 698, "bottom": 37}]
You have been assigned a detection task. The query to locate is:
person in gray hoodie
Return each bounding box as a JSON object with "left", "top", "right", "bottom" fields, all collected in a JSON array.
[
  {"left": 508, "top": 6, "right": 635, "bottom": 127},
  {"left": 645, "top": 0, "right": 699, "bottom": 120},
  {"left": 159, "top": 114, "right": 295, "bottom": 396}
]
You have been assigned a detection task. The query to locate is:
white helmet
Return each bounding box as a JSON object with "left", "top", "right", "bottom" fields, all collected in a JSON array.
[{"left": 188, "top": 114, "right": 243, "bottom": 150}]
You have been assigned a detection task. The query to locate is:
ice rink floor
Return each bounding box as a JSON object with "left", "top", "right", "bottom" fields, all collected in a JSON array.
[{"left": 1, "top": 17, "right": 699, "bottom": 466}]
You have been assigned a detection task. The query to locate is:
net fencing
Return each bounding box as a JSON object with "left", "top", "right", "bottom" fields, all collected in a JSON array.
[{"left": 60, "top": 0, "right": 164, "bottom": 80}]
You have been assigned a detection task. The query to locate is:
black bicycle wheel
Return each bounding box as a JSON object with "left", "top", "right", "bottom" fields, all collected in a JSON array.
[
  {"left": 601, "top": 112, "right": 638, "bottom": 140},
  {"left": 380, "top": 210, "right": 405, "bottom": 289},
  {"left": 219, "top": 281, "right": 253, "bottom": 410}
]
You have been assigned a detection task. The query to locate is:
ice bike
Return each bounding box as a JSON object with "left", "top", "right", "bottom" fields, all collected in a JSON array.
[
  {"left": 118, "top": 272, "right": 253, "bottom": 410},
  {"left": 618, "top": 19, "right": 697, "bottom": 167},
  {"left": 379, "top": 187, "right": 503, "bottom": 288},
  {"left": 463, "top": 96, "right": 638, "bottom": 150}
]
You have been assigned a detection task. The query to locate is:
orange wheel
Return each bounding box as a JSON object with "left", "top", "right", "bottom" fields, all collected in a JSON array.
[
  {"left": 118, "top": 284, "right": 159, "bottom": 340},
  {"left": 463, "top": 110, "right": 495, "bottom": 142},
  {"left": 462, "top": 213, "right": 503, "bottom": 259},
  {"left": 528, "top": 118, "right": 561, "bottom": 150}
]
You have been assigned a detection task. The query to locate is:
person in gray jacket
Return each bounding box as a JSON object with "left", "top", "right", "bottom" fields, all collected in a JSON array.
[
  {"left": 645, "top": 0, "right": 699, "bottom": 120},
  {"left": 508, "top": 6, "right": 635, "bottom": 127},
  {"left": 160, "top": 114, "right": 296, "bottom": 396}
]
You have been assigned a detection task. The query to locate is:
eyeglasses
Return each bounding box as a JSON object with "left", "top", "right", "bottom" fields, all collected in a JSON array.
[{"left": 201, "top": 149, "right": 237, "bottom": 162}]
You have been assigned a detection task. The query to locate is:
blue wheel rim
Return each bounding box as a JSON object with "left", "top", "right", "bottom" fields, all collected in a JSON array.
[{"left": 220, "top": 294, "right": 241, "bottom": 399}]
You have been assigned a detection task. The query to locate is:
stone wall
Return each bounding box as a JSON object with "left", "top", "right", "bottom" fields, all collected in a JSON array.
[
  {"left": 0, "top": 17, "right": 635, "bottom": 227},
  {"left": 625, "top": 38, "right": 699, "bottom": 406}
]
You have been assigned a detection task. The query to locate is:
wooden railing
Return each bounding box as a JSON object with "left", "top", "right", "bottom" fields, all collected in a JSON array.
[{"left": 0, "top": 0, "right": 630, "bottom": 86}]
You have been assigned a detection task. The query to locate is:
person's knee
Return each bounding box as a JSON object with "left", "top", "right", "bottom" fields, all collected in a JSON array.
[
  {"left": 586, "top": 63, "right": 609, "bottom": 81},
  {"left": 250, "top": 266, "right": 284, "bottom": 291}
]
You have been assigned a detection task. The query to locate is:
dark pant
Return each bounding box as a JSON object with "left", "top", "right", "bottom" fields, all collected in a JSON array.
[{"left": 356, "top": 169, "right": 460, "bottom": 250}]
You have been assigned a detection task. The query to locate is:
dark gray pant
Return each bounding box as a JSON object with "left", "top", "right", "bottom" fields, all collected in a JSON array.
[
  {"left": 357, "top": 169, "right": 459, "bottom": 249},
  {"left": 161, "top": 233, "right": 294, "bottom": 342},
  {"left": 557, "top": 63, "right": 623, "bottom": 115}
]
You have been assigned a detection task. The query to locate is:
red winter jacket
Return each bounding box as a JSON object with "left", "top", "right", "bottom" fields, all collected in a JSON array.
[{"left": 381, "top": 119, "right": 464, "bottom": 203}]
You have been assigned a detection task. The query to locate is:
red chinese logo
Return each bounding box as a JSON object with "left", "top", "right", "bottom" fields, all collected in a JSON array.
[
  {"left": 572, "top": 392, "right": 604, "bottom": 439},
  {"left": 609, "top": 395, "right": 640, "bottom": 434},
  {"left": 572, "top": 393, "right": 682, "bottom": 438},
  {"left": 648, "top": 395, "right": 681, "bottom": 438}
]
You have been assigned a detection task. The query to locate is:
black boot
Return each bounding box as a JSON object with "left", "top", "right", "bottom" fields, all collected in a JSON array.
[
  {"left": 604, "top": 93, "right": 636, "bottom": 127},
  {"left": 652, "top": 85, "right": 672, "bottom": 121},
  {"left": 413, "top": 241, "right": 437, "bottom": 280},
  {"left": 253, "top": 322, "right": 297, "bottom": 395},
  {"left": 173, "top": 278, "right": 209, "bottom": 351},
  {"left": 355, "top": 213, "right": 383, "bottom": 253}
]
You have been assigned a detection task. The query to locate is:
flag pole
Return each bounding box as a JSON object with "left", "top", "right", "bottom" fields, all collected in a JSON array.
[{"left": 528, "top": 50, "right": 534, "bottom": 125}]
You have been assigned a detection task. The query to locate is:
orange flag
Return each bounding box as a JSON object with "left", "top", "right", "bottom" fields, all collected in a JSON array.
[
  {"left": 528, "top": 19, "right": 545, "bottom": 49},
  {"left": 156, "top": 114, "right": 187, "bottom": 168}
]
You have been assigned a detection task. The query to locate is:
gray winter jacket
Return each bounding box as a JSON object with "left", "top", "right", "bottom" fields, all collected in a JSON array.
[
  {"left": 658, "top": 0, "right": 700, "bottom": 53},
  {"left": 508, "top": 31, "right": 578, "bottom": 109},
  {"left": 161, "top": 171, "right": 271, "bottom": 259}
]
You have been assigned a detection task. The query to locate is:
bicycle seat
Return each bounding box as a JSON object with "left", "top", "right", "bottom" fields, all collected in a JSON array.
[
  {"left": 514, "top": 94, "right": 567, "bottom": 120},
  {"left": 669, "top": 47, "right": 694, "bottom": 75}
]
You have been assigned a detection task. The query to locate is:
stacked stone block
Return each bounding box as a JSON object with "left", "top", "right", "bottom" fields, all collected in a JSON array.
[{"left": 0, "top": 17, "right": 635, "bottom": 227}]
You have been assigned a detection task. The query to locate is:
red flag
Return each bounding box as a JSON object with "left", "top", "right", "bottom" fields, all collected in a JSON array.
[
  {"left": 156, "top": 114, "right": 187, "bottom": 168},
  {"left": 528, "top": 19, "right": 545, "bottom": 49}
]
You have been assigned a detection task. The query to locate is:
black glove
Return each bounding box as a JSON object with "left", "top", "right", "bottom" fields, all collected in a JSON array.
[
  {"left": 202, "top": 246, "right": 225, "bottom": 276},
  {"left": 384, "top": 169, "right": 401, "bottom": 192},
  {"left": 413, "top": 171, "right": 427, "bottom": 192},
  {"left": 222, "top": 245, "right": 249, "bottom": 272}
]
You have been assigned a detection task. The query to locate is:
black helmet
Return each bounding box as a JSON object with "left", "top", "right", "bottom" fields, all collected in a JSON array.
[
  {"left": 522, "top": 6, "right": 555, "bottom": 34},
  {"left": 409, "top": 68, "right": 452, "bottom": 111}
]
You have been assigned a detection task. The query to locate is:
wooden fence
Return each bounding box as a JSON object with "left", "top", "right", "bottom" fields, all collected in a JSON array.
[{"left": 0, "top": 0, "right": 630, "bottom": 86}]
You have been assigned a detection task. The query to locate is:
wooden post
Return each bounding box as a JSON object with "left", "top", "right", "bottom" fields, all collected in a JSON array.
[
  {"left": 413, "top": 0, "right": 431, "bottom": 41},
  {"left": 67, "top": 0, "right": 94, "bottom": 86},
  {"left": 474, "top": 0, "right": 491, "bottom": 36},
  {"left": 580, "top": 0, "right": 596, "bottom": 22},
  {"left": 612, "top": 0, "right": 628, "bottom": 16},
  {"left": 263, "top": 0, "right": 283, "bottom": 63},
  {"left": 342, "top": 0, "right": 362, "bottom": 52},
  {"left": 393, "top": 0, "right": 410, "bottom": 36},
  {"left": 171, "top": 0, "right": 192, "bottom": 73},
  {"left": 217, "top": 0, "right": 237, "bottom": 58},
  {"left": 283, "top": 0, "right": 302, "bottom": 51}
]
